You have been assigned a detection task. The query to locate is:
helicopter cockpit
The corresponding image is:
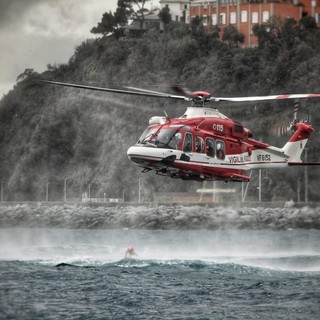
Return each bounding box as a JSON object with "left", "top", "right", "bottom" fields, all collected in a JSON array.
[{"left": 138, "top": 125, "right": 188, "bottom": 150}]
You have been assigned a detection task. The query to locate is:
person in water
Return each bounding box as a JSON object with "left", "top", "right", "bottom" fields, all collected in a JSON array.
[{"left": 125, "top": 246, "right": 137, "bottom": 258}]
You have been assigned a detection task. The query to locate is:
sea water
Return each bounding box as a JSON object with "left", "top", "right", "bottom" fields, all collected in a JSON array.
[{"left": 0, "top": 228, "right": 319, "bottom": 319}]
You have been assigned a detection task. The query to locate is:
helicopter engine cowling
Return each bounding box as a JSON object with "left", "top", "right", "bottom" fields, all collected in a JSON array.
[
  {"left": 192, "top": 91, "right": 211, "bottom": 98},
  {"left": 149, "top": 116, "right": 166, "bottom": 125}
]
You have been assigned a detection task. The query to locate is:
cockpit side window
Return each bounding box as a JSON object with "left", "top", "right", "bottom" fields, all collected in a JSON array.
[
  {"left": 154, "top": 128, "right": 182, "bottom": 149},
  {"left": 195, "top": 136, "right": 204, "bottom": 153},
  {"left": 170, "top": 132, "right": 182, "bottom": 149},
  {"left": 206, "top": 138, "right": 215, "bottom": 157},
  {"left": 183, "top": 132, "right": 193, "bottom": 152},
  {"left": 216, "top": 140, "right": 225, "bottom": 160},
  {"left": 138, "top": 127, "right": 157, "bottom": 144}
]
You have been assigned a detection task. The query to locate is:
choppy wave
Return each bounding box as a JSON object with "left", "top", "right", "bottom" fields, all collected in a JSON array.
[
  {"left": 1, "top": 228, "right": 320, "bottom": 320},
  {"left": 2, "top": 254, "right": 320, "bottom": 319},
  {"left": 0, "top": 204, "right": 320, "bottom": 229},
  {"left": 44, "top": 254, "right": 320, "bottom": 273},
  {"left": 0, "top": 254, "right": 313, "bottom": 280},
  {"left": 15, "top": 253, "right": 320, "bottom": 273}
]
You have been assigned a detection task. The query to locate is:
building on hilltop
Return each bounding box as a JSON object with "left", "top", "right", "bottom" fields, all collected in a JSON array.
[
  {"left": 190, "top": 0, "right": 320, "bottom": 46},
  {"left": 124, "top": 9, "right": 164, "bottom": 36},
  {"left": 160, "top": 0, "right": 192, "bottom": 23},
  {"left": 162, "top": 0, "right": 320, "bottom": 46}
]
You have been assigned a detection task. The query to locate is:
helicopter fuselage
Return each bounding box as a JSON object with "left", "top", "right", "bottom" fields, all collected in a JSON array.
[{"left": 127, "top": 107, "right": 312, "bottom": 182}]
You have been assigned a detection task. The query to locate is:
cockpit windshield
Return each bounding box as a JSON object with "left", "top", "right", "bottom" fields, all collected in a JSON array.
[{"left": 138, "top": 126, "right": 184, "bottom": 149}]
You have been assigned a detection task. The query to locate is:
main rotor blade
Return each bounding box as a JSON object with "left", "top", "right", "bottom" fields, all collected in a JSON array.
[
  {"left": 124, "top": 86, "right": 189, "bottom": 100},
  {"left": 213, "top": 93, "right": 320, "bottom": 102},
  {"left": 40, "top": 80, "right": 320, "bottom": 104},
  {"left": 39, "top": 80, "right": 190, "bottom": 101}
]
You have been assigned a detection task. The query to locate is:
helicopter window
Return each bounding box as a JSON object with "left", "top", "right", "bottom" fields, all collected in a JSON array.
[
  {"left": 138, "top": 127, "right": 157, "bottom": 144},
  {"left": 206, "top": 138, "right": 215, "bottom": 157},
  {"left": 216, "top": 140, "right": 225, "bottom": 160},
  {"left": 234, "top": 124, "right": 244, "bottom": 134},
  {"left": 195, "top": 136, "right": 204, "bottom": 153},
  {"left": 183, "top": 132, "right": 193, "bottom": 152},
  {"left": 169, "top": 131, "right": 182, "bottom": 149},
  {"left": 154, "top": 128, "right": 182, "bottom": 149}
]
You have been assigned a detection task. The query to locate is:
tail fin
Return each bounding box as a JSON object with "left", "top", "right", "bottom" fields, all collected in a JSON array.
[{"left": 281, "top": 122, "right": 313, "bottom": 162}]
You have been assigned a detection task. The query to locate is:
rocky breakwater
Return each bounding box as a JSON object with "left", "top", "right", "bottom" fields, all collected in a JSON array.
[{"left": 0, "top": 204, "right": 319, "bottom": 229}]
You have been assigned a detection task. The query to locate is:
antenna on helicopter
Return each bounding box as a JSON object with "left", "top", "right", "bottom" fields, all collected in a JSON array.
[
  {"left": 290, "top": 101, "right": 299, "bottom": 132},
  {"left": 164, "top": 110, "right": 171, "bottom": 122}
]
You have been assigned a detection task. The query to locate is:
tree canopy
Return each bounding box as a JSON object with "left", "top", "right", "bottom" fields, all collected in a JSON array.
[
  {"left": 159, "top": 5, "right": 171, "bottom": 25},
  {"left": 91, "top": 0, "right": 151, "bottom": 38},
  {"left": 222, "top": 25, "right": 245, "bottom": 47}
]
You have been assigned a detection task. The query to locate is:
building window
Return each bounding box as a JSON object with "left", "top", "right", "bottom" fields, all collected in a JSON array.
[
  {"left": 252, "top": 12, "right": 258, "bottom": 24},
  {"left": 220, "top": 13, "right": 226, "bottom": 25},
  {"left": 212, "top": 14, "right": 217, "bottom": 25},
  {"left": 262, "top": 11, "right": 269, "bottom": 23},
  {"left": 203, "top": 15, "right": 207, "bottom": 26},
  {"left": 230, "top": 12, "right": 236, "bottom": 24},
  {"left": 241, "top": 10, "right": 248, "bottom": 23}
]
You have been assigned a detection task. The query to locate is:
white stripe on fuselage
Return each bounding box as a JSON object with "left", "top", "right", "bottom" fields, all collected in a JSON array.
[{"left": 127, "top": 145, "right": 290, "bottom": 171}]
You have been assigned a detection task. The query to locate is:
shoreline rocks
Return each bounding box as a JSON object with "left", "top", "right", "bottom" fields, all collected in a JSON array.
[{"left": 0, "top": 204, "right": 319, "bottom": 230}]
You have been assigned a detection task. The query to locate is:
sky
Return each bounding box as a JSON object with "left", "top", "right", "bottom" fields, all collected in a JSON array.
[{"left": 0, "top": 0, "right": 159, "bottom": 97}]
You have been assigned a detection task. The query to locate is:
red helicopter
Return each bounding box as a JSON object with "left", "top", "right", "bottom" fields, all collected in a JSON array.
[{"left": 40, "top": 80, "right": 320, "bottom": 182}]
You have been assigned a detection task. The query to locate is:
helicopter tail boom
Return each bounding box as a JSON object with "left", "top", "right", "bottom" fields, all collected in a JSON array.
[{"left": 288, "top": 162, "right": 320, "bottom": 166}]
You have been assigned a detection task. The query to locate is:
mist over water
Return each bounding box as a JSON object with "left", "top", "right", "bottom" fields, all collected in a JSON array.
[{"left": 1, "top": 228, "right": 320, "bottom": 272}]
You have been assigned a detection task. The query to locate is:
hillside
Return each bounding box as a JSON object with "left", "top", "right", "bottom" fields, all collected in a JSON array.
[{"left": 1, "top": 18, "right": 320, "bottom": 202}]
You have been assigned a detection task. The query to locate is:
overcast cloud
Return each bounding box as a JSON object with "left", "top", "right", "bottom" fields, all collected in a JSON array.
[{"left": 0, "top": 0, "right": 120, "bottom": 97}]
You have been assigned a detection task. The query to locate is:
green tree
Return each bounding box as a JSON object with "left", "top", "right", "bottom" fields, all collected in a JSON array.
[
  {"left": 159, "top": 5, "right": 171, "bottom": 26},
  {"left": 16, "top": 68, "right": 36, "bottom": 83},
  {"left": 121, "top": 0, "right": 150, "bottom": 20},
  {"left": 208, "top": 25, "right": 220, "bottom": 40},
  {"left": 190, "top": 16, "right": 205, "bottom": 37},
  {"left": 252, "top": 16, "right": 298, "bottom": 50},
  {"left": 281, "top": 18, "right": 299, "bottom": 48},
  {"left": 91, "top": 0, "right": 150, "bottom": 38},
  {"left": 299, "top": 15, "right": 320, "bottom": 49},
  {"left": 300, "top": 15, "right": 317, "bottom": 29},
  {"left": 189, "top": 16, "right": 213, "bottom": 51},
  {"left": 90, "top": 11, "right": 120, "bottom": 37},
  {"left": 222, "top": 25, "right": 245, "bottom": 47}
]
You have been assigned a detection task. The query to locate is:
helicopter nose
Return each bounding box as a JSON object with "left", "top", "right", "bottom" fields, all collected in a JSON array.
[
  {"left": 127, "top": 145, "right": 164, "bottom": 167},
  {"left": 127, "top": 146, "right": 136, "bottom": 162},
  {"left": 127, "top": 145, "right": 155, "bottom": 166}
]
